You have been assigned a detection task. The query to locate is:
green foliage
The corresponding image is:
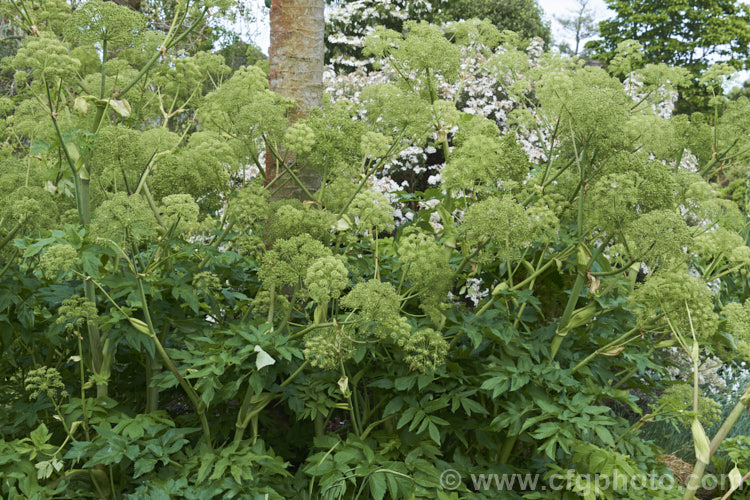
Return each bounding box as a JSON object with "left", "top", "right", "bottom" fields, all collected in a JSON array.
[
  {"left": 5, "top": 9, "right": 750, "bottom": 500},
  {"left": 437, "top": 0, "right": 551, "bottom": 45},
  {"left": 590, "top": 0, "right": 750, "bottom": 112},
  {"left": 555, "top": 0, "right": 598, "bottom": 56},
  {"left": 593, "top": 0, "right": 750, "bottom": 74}
]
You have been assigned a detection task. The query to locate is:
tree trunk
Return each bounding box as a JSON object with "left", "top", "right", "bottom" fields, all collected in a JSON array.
[{"left": 267, "top": 0, "right": 325, "bottom": 200}]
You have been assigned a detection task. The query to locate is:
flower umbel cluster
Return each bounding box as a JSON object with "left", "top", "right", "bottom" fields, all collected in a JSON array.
[
  {"left": 360, "top": 131, "right": 391, "bottom": 158},
  {"left": 57, "top": 296, "right": 98, "bottom": 332},
  {"left": 304, "top": 326, "right": 355, "bottom": 370},
  {"left": 192, "top": 272, "right": 221, "bottom": 291},
  {"left": 398, "top": 327, "right": 448, "bottom": 373},
  {"left": 91, "top": 192, "right": 158, "bottom": 244},
  {"left": 349, "top": 190, "right": 394, "bottom": 233},
  {"left": 160, "top": 194, "right": 200, "bottom": 235},
  {"left": 723, "top": 299, "right": 750, "bottom": 361},
  {"left": 260, "top": 234, "right": 332, "bottom": 289},
  {"left": 24, "top": 366, "right": 67, "bottom": 401},
  {"left": 284, "top": 122, "right": 316, "bottom": 156},
  {"left": 629, "top": 269, "right": 718, "bottom": 339},
  {"left": 39, "top": 244, "right": 77, "bottom": 278},
  {"left": 652, "top": 383, "right": 722, "bottom": 428},
  {"left": 305, "top": 256, "right": 349, "bottom": 303}
]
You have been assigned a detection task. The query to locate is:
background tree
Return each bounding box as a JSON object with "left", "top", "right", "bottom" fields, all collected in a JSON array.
[
  {"left": 728, "top": 77, "right": 750, "bottom": 101},
  {"left": 555, "top": 0, "right": 598, "bottom": 56},
  {"left": 436, "top": 0, "right": 551, "bottom": 44},
  {"left": 218, "top": 37, "right": 267, "bottom": 72},
  {"left": 589, "top": 0, "right": 750, "bottom": 113},
  {"left": 1, "top": 14, "right": 24, "bottom": 94}
]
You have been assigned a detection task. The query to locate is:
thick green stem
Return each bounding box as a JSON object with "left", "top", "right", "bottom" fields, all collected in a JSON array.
[
  {"left": 80, "top": 168, "right": 107, "bottom": 397},
  {"left": 342, "top": 363, "right": 362, "bottom": 437},
  {"left": 145, "top": 324, "right": 167, "bottom": 413},
  {"left": 682, "top": 386, "right": 750, "bottom": 500},
  {"left": 77, "top": 331, "right": 91, "bottom": 441},
  {"left": 198, "top": 220, "right": 235, "bottom": 269},
  {"left": 451, "top": 245, "right": 481, "bottom": 283},
  {"left": 116, "top": 8, "right": 208, "bottom": 99},
  {"left": 279, "top": 160, "right": 315, "bottom": 201},
  {"left": 613, "top": 361, "right": 644, "bottom": 390},
  {"left": 141, "top": 182, "right": 165, "bottom": 229},
  {"left": 145, "top": 359, "right": 156, "bottom": 412},
  {"left": 234, "top": 360, "right": 311, "bottom": 442},
  {"left": 45, "top": 81, "right": 83, "bottom": 221},
  {"left": 510, "top": 245, "right": 576, "bottom": 292},
  {"left": 0, "top": 222, "right": 22, "bottom": 251},
  {"left": 314, "top": 413, "right": 325, "bottom": 438},
  {"left": 136, "top": 277, "right": 212, "bottom": 447},
  {"left": 233, "top": 383, "right": 256, "bottom": 442},
  {"left": 571, "top": 327, "right": 640, "bottom": 374},
  {"left": 499, "top": 434, "right": 517, "bottom": 464},
  {"left": 550, "top": 243, "right": 605, "bottom": 359},
  {"left": 549, "top": 274, "right": 585, "bottom": 358},
  {"left": 99, "top": 39, "right": 107, "bottom": 99},
  {"left": 84, "top": 280, "right": 106, "bottom": 398}
]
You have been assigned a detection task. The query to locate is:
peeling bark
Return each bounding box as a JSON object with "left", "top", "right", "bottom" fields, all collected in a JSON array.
[{"left": 268, "top": 0, "right": 325, "bottom": 200}]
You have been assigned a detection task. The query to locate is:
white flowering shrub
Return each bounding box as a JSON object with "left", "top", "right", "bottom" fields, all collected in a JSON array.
[{"left": 326, "top": 0, "right": 434, "bottom": 72}]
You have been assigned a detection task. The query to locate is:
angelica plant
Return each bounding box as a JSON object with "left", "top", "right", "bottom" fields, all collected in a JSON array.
[{"left": 6, "top": 7, "right": 750, "bottom": 498}]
